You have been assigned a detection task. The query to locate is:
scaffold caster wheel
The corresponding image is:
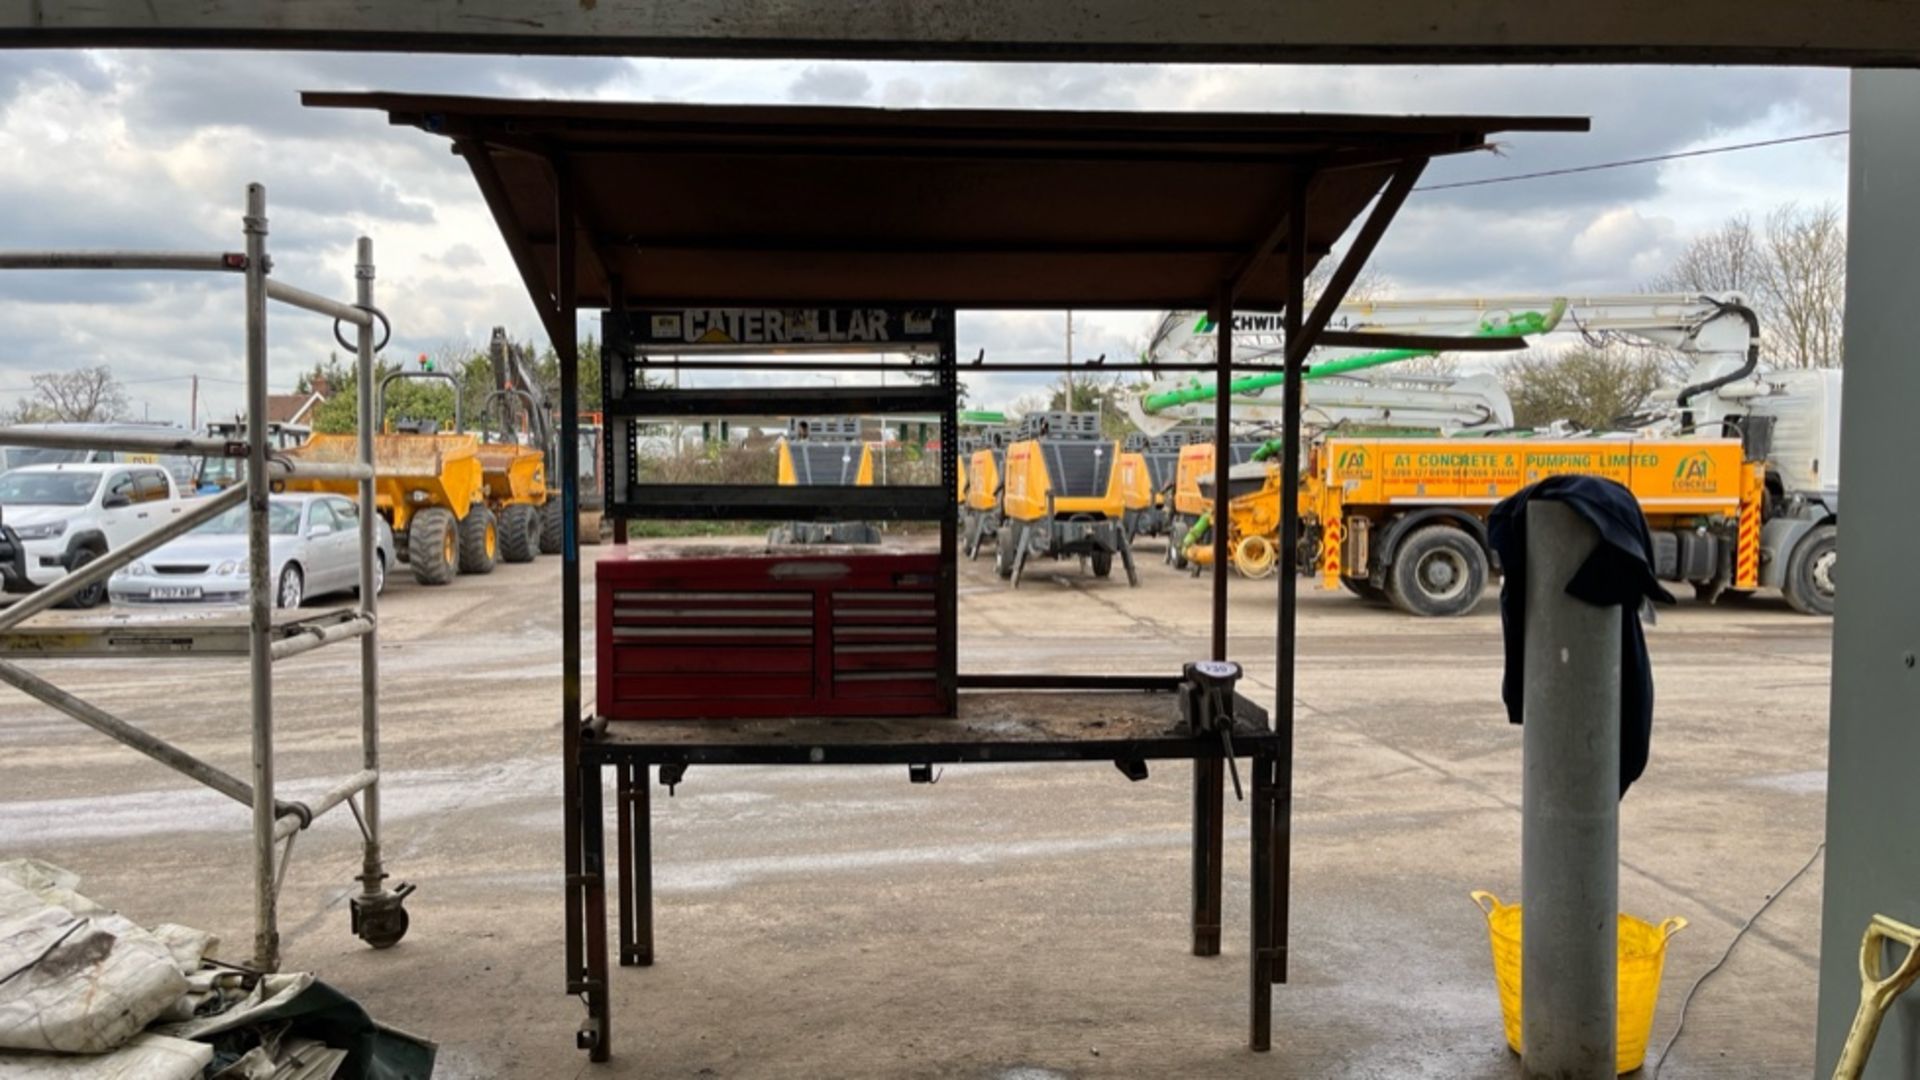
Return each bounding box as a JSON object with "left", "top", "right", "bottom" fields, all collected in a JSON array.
[
  {"left": 351, "top": 882, "right": 415, "bottom": 950},
  {"left": 577, "top": 1020, "right": 602, "bottom": 1052}
]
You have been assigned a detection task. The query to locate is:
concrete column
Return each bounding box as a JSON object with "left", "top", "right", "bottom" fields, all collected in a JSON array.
[
  {"left": 1521, "top": 499, "right": 1621, "bottom": 1079},
  {"left": 1816, "top": 71, "right": 1920, "bottom": 1078}
]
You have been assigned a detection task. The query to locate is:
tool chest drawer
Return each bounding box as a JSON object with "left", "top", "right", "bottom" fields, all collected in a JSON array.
[{"left": 596, "top": 547, "right": 949, "bottom": 720}]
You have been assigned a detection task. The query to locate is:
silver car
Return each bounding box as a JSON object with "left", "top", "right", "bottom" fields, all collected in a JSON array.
[{"left": 109, "top": 493, "right": 395, "bottom": 608}]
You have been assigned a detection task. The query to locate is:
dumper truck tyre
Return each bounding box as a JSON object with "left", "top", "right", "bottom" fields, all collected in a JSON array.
[
  {"left": 499, "top": 504, "right": 539, "bottom": 564},
  {"left": 995, "top": 524, "right": 1019, "bottom": 580},
  {"left": 539, "top": 499, "right": 565, "bottom": 555},
  {"left": 407, "top": 509, "right": 458, "bottom": 586},
  {"left": 459, "top": 505, "right": 498, "bottom": 575},
  {"left": 1384, "top": 525, "right": 1486, "bottom": 618},
  {"left": 1091, "top": 549, "right": 1114, "bottom": 578},
  {"left": 1782, "top": 523, "right": 1837, "bottom": 617}
]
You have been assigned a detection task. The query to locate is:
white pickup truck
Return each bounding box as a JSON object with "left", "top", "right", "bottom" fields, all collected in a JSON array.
[{"left": 0, "top": 462, "right": 192, "bottom": 608}]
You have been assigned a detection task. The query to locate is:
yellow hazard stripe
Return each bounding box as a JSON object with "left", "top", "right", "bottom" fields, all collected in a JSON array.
[{"left": 1736, "top": 465, "right": 1763, "bottom": 589}]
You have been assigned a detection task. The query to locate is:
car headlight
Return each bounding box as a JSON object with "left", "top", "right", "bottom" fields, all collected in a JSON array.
[
  {"left": 119, "top": 561, "right": 150, "bottom": 578},
  {"left": 215, "top": 559, "right": 247, "bottom": 577},
  {"left": 11, "top": 521, "right": 66, "bottom": 541}
]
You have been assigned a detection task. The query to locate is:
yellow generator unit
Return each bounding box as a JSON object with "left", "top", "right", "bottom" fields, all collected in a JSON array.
[
  {"left": 768, "top": 417, "right": 881, "bottom": 544},
  {"left": 1302, "top": 435, "right": 1776, "bottom": 617},
  {"left": 1120, "top": 431, "right": 1189, "bottom": 541},
  {"left": 996, "top": 411, "right": 1137, "bottom": 587},
  {"left": 1119, "top": 450, "right": 1152, "bottom": 525},
  {"left": 960, "top": 429, "right": 1011, "bottom": 560}
]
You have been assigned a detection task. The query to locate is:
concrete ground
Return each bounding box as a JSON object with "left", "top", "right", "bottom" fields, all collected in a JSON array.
[{"left": 0, "top": 536, "right": 1832, "bottom": 1078}]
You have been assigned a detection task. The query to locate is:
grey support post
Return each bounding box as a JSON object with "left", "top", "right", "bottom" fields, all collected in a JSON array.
[
  {"left": 242, "top": 184, "right": 278, "bottom": 971},
  {"left": 357, "top": 236, "right": 380, "bottom": 899},
  {"left": 1520, "top": 499, "right": 1621, "bottom": 1079}
]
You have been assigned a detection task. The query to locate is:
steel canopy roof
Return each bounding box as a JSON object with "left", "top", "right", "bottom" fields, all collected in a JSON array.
[{"left": 303, "top": 92, "right": 1585, "bottom": 314}]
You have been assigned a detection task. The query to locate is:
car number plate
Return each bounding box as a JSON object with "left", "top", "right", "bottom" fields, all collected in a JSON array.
[{"left": 149, "top": 585, "right": 203, "bottom": 600}]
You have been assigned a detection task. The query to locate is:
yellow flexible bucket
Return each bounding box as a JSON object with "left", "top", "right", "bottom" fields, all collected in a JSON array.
[{"left": 1471, "top": 890, "right": 1687, "bottom": 1074}]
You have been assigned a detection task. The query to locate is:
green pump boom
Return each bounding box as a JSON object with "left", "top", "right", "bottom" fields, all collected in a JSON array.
[{"left": 1139, "top": 302, "right": 1563, "bottom": 416}]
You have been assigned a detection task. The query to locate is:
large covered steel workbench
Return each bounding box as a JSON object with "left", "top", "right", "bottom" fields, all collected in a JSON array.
[{"left": 307, "top": 91, "right": 1584, "bottom": 1062}]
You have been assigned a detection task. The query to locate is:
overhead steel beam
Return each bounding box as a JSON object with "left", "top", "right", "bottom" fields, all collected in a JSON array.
[
  {"left": 4, "top": 1, "right": 1915, "bottom": 65},
  {"left": 459, "top": 141, "right": 568, "bottom": 346}
]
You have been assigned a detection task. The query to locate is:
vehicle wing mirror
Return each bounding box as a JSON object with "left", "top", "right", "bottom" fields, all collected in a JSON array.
[
  {"left": 308, "top": 523, "right": 333, "bottom": 537},
  {"left": 102, "top": 494, "right": 132, "bottom": 509}
]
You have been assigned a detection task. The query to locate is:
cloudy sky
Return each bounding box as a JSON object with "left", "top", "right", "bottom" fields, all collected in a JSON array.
[{"left": 0, "top": 52, "right": 1848, "bottom": 422}]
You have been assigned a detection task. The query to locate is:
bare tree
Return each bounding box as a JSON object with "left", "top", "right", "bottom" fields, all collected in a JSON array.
[
  {"left": 1647, "top": 202, "right": 1845, "bottom": 370},
  {"left": 1305, "top": 256, "right": 1389, "bottom": 309},
  {"left": 1501, "top": 345, "right": 1664, "bottom": 430},
  {"left": 1007, "top": 390, "right": 1052, "bottom": 419},
  {"left": 1392, "top": 353, "right": 1463, "bottom": 378},
  {"left": 5, "top": 366, "right": 130, "bottom": 424},
  {"left": 1649, "top": 214, "right": 1764, "bottom": 295},
  {"left": 1758, "top": 202, "right": 1846, "bottom": 368}
]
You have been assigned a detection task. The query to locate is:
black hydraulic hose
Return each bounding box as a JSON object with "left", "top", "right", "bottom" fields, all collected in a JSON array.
[{"left": 1676, "top": 300, "right": 1762, "bottom": 430}]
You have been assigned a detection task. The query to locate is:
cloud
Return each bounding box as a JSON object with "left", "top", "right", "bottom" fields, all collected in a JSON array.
[
  {"left": 0, "top": 52, "right": 1851, "bottom": 420},
  {"left": 432, "top": 244, "right": 486, "bottom": 270},
  {"left": 788, "top": 65, "right": 873, "bottom": 104}
]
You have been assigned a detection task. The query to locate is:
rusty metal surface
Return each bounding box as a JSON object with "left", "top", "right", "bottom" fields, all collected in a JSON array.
[
  {"left": 301, "top": 93, "right": 1585, "bottom": 311},
  {"left": 292, "top": 432, "right": 476, "bottom": 475},
  {"left": 591, "top": 689, "right": 1270, "bottom": 747}
]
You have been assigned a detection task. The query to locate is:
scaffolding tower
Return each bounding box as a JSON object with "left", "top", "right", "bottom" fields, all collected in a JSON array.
[{"left": 0, "top": 184, "right": 412, "bottom": 969}]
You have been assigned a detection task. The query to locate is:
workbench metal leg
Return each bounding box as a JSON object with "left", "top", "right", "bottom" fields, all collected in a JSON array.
[
  {"left": 617, "top": 762, "right": 654, "bottom": 967},
  {"left": 1251, "top": 749, "right": 1276, "bottom": 1051},
  {"left": 1273, "top": 711, "right": 1294, "bottom": 984},
  {"left": 1192, "top": 757, "right": 1224, "bottom": 956},
  {"left": 581, "top": 760, "right": 612, "bottom": 1062}
]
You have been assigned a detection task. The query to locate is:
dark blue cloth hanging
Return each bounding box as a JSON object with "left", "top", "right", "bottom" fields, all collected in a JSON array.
[{"left": 1488, "top": 475, "right": 1675, "bottom": 797}]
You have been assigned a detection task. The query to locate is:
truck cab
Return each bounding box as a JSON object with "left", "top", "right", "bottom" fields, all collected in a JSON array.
[{"left": 0, "top": 462, "right": 187, "bottom": 607}]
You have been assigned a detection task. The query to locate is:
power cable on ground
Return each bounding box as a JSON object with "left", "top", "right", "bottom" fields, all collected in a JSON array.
[{"left": 1651, "top": 841, "right": 1827, "bottom": 1077}]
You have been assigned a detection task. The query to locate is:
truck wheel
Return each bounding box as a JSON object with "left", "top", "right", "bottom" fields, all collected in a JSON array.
[
  {"left": 1782, "top": 523, "right": 1837, "bottom": 616},
  {"left": 1091, "top": 549, "right": 1114, "bottom": 578},
  {"left": 539, "top": 500, "right": 565, "bottom": 555},
  {"left": 1384, "top": 525, "right": 1487, "bottom": 618},
  {"left": 995, "top": 524, "right": 1019, "bottom": 580},
  {"left": 1341, "top": 576, "right": 1390, "bottom": 605},
  {"left": 407, "top": 508, "right": 458, "bottom": 586},
  {"left": 498, "top": 505, "right": 539, "bottom": 564},
  {"left": 459, "top": 505, "right": 498, "bottom": 575},
  {"left": 57, "top": 545, "right": 108, "bottom": 609}
]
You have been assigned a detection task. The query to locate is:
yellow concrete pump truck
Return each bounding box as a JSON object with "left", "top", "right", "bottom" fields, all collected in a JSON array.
[{"left": 1141, "top": 293, "right": 1841, "bottom": 616}]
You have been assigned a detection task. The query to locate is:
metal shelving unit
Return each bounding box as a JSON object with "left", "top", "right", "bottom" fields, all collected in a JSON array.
[{"left": 0, "top": 184, "right": 412, "bottom": 969}]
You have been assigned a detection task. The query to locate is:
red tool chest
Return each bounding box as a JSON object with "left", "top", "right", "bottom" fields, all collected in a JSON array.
[{"left": 595, "top": 546, "right": 951, "bottom": 720}]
